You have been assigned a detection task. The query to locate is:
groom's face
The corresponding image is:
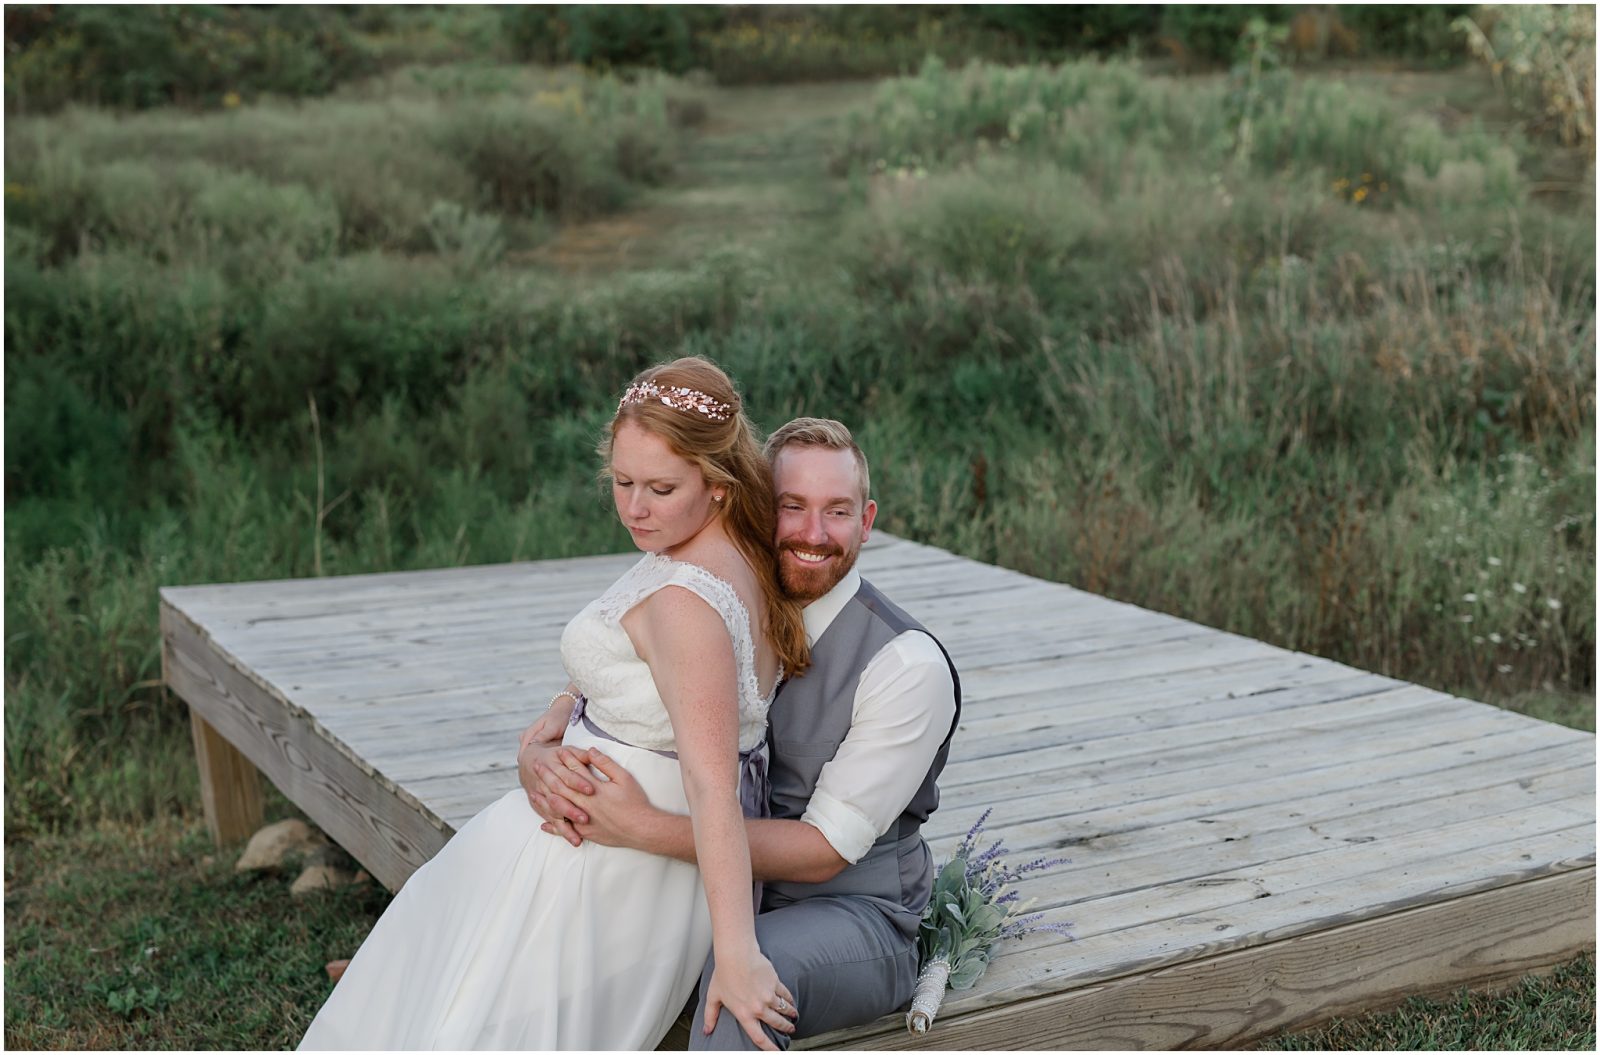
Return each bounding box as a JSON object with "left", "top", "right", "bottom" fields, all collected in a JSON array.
[{"left": 771, "top": 445, "right": 876, "bottom": 603}]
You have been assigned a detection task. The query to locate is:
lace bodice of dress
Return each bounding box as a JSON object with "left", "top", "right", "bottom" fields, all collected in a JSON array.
[{"left": 559, "top": 553, "right": 775, "bottom": 753}]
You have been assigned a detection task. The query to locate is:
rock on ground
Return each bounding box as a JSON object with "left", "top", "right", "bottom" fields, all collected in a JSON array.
[
  {"left": 291, "top": 864, "right": 355, "bottom": 897},
  {"left": 234, "top": 819, "right": 325, "bottom": 872}
]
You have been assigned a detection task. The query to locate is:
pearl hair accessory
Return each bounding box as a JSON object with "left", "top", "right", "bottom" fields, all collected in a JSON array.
[{"left": 618, "top": 381, "right": 733, "bottom": 422}]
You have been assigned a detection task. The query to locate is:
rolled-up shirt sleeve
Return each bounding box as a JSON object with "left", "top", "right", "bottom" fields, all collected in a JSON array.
[{"left": 799, "top": 631, "right": 957, "bottom": 864}]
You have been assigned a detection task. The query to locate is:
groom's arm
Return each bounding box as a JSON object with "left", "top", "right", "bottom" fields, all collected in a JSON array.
[{"left": 621, "top": 801, "right": 851, "bottom": 886}]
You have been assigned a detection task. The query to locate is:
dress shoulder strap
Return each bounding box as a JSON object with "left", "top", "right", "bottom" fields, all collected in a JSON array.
[{"left": 595, "top": 554, "right": 764, "bottom": 708}]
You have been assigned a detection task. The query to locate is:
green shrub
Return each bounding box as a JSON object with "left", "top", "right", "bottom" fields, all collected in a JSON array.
[
  {"left": 976, "top": 5, "right": 1161, "bottom": 52},
  {"left": 836, "top": 57, "right": 1533, "bottom": 210},
  {"left": 564, "top": 5, "right": 700, "bottom": 73},
  {"left": 444, "top": 100, "right": 625, "bottom": 218},
  {"left": 1341, "top": 5, "right": 1473, "bottom": 63},
  {"left": 1456, "top": 4, "right": 1596, "bottom": 146},
  {"left": 3, "top": 5, "right": 379, "bottom": 114},
  {"left": 1161, "top": 5, "right": 1286, "bottom": 63},
  {"left": 4, "top": 63, "right": 695, "bottom": 258}
]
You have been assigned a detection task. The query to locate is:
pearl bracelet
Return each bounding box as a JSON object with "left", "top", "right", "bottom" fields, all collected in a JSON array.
[{"left": 550, "top": 689, "right": 579, "bottom": 711}]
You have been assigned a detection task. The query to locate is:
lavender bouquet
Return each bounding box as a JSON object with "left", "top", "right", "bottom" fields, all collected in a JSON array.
[{"left": 906, "top": 809, "right": 1071, "bottom": 1034}]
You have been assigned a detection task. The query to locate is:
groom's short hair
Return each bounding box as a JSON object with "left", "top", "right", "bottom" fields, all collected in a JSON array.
[{"left": 764, "top": 417, "right": 871, "bottom": 507}]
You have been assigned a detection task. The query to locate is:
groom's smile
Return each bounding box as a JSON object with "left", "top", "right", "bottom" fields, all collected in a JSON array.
[{"left": 771, "top": 445, "right": 877, "bottom": 603}]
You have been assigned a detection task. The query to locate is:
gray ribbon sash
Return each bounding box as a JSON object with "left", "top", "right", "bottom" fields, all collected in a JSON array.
[{"left": 569, "top": 695, "right": 771, "bottom": 910}]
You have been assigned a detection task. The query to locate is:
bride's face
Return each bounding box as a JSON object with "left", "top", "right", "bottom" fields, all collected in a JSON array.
[{"left": 609, "top": 421, "right": 723, "bottom": 554}]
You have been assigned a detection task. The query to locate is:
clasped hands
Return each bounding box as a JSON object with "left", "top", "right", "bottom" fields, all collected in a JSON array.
[{"left": 516, "top": 713, "right": 647, "bottom": 848}]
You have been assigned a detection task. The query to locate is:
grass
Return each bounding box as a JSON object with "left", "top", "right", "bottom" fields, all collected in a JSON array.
[
  {"left": 1265, "top": 954, "right": 1596, "bottom": 1050},
  {"left": 3, "top": 805, "right": 392, "bottom": 1050},
  {"left": 3, "top": 52, "right": 1593, "bottom": 1050}
]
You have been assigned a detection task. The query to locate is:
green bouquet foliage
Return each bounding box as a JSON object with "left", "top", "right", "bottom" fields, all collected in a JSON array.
[
  {"left": 916, "top": 809, "right": 1071, "bottom": 990},
  {"left": 922, "top": 854, "right": 1010, "bottom": 989}
]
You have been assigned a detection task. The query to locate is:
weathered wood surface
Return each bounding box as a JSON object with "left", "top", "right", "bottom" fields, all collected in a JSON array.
[
  {"left": 159, "top": 531, "right": 1595, "bottom": 1049},
  {"left": 186, "top": 709, "right": 264, "bottom": 845}
]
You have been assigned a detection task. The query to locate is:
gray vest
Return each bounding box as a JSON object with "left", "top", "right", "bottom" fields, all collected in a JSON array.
[{"left": 762, "top": 578, "right": 961, "bottom": 938}]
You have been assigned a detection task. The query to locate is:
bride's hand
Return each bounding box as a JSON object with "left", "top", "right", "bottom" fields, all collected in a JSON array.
[
  {"left": 703, "top": 946, "right": 797, "bottom": 1050},
  {"left": 518, "top": 693, "right": 577, "bottom": 752},
  {"left": 518, "top": 697, "right": 592, "bottom": 846}
]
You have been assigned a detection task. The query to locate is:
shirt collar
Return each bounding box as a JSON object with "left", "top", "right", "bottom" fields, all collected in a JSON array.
[{"left": 801, "top": 568, "right": 861, "bottom": 646}]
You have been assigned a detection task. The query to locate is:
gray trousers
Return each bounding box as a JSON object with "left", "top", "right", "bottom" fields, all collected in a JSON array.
[{"left": 687, "top": 896, "right": 919, "bottom": 1051}]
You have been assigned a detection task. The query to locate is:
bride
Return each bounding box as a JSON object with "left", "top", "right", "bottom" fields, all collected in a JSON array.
[{"left": 299, "top": 357, "right": 810, "bottom": 1050}]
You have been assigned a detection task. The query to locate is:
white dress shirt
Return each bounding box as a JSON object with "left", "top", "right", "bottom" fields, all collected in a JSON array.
[{"left": 796, "top": 569, "right": 958, "bottom": 864}]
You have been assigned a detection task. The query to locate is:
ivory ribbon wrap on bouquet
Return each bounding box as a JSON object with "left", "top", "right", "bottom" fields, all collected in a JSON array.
[{"left": 905, "top": 957, "right": 951, "bottom": 1034}]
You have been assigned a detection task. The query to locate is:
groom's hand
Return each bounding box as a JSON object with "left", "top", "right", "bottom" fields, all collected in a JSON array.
[
  {"left": 519, "top": 742, "right": 592, "bottom": 847},
  {"left": 536, "top": 749, "right": 658, "bottom": 851}
]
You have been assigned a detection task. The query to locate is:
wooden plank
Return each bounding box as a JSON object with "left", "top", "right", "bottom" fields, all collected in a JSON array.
[
  {"left": 928, "top": 735, "right": 1592, "bottom": 860},
  {"left": 939, "top": 621, "right": 1208, "bottom": 664},
  {"left": 942, "top": 673, "right": 1406, "bottom": 778},
  {"left": 210, "top": 620, "right": 568, "bottom": 669},
  {"left": 954, "top": 638, "right": 1285, "bottom": 705},
  {"left": 802, "top": 868, "right": 1595, "bottom": 1050},
  {"left": 953, "top": 670, "right": 1398, "bottom": 751},
  {"left": 187, "top": 708, "right": 264, "bottom": 845},
  {"left": 936, "top": 685, "right": 1485, "bottom": 811},
  {"left": 410, "top": 772, "right": 525, "bottom": 831},
  {"left": 972, "top": 769, "right": 1592, "bottom": 922},
  {"left": 937, "top": 734, "right": 1590, "bottom": 864},
  {"left": 955, "top": 625, "right": 1276, "bottom": 674},
  {"left": 315, "top": 688, "right": 551, "bottom": 737},
  {"left": 161, "top": 595, "right": 449, "bottom": 889},
  {"left": 952, "top": 655, "right": 1377, "bottom": 726},
  {"left": 163, "top": 549, "right": 634, "bottom": 604},
  {"left": 259, "top": 665, "right": 557, "bottom": 711},
  {"left": 245, "top": 643, "right": 558, "bottom": 695}
]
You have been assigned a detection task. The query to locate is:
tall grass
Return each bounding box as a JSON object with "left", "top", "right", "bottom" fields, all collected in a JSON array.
[
  {"left": 4, "top": 59, "right": 1593, "bottom": 841},
  {"left": 826, "top": 59, "right": 1593, "bottom": 706}
]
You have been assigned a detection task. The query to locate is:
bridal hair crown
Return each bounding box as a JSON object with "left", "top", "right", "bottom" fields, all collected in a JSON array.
[{"left": 618, "top": 381, "right": 733, "bottom": 422}]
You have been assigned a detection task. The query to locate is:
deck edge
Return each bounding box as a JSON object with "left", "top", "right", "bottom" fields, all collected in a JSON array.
[
  {"left": 800, "top": 866, "right": 1595, "bottom": 1050},
  {"left": 161, "top": 596, "right": 450, "bottom": 888}
]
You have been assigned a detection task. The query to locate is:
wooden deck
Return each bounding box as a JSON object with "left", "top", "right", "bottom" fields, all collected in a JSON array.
[{"left": 159, "top": 532, "right": 1595, "bottom": 1049}]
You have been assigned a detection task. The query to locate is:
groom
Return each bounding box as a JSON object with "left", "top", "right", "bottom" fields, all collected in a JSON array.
[{"left": 520, "top": 418, "right": 961, "bottom": 1050}]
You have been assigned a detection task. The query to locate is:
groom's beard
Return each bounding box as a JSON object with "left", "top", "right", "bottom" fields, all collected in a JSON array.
[{"left": 777, "top": 538, "right": 859, "bottom": 602}]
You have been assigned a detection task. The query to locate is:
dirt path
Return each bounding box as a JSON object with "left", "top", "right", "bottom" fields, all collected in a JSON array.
[{"left": 526, "top": 81, "right": 877, "bottom": 274}]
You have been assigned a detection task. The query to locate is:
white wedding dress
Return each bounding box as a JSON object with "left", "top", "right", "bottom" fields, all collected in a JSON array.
[{"left": 299, "top": 554, "right": 775, "bottom": 1050}]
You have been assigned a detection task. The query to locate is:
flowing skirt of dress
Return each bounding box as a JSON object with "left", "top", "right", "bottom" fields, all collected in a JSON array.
[{"left": 298, "top": 721, "right": 713, "bottom": 1051}]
